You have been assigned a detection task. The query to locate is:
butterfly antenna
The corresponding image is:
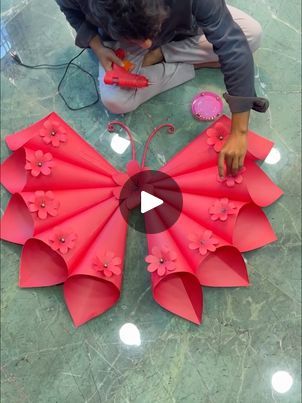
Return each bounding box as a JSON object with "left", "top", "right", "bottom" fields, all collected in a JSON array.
[
  {"left": 107, "top": 121, "right": 137, "bottom": 160},
  {"left": 141, "top": 124, "right": 175, "bottom": 168}
]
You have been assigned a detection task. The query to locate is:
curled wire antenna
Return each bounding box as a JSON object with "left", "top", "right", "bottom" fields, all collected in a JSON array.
[{"left": 141, "top": 124, "right": 175, "bottom": 168}]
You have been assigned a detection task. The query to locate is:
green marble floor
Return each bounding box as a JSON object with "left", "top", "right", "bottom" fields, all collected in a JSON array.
[{"left": 1, "top": 1, "right": 301, "bottom": 402}]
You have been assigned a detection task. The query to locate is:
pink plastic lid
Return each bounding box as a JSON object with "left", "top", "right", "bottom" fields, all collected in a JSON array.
[{"left": 191, "top": 91, "right": 223, "bottom": 121}]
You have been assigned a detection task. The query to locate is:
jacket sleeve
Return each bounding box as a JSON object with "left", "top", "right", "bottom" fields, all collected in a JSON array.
[
  {"left": 193, "top": 0, "right": 269, "bottom": 113},
  {"left": 55, "top": 0, "right": 98, "bottom": 48}
]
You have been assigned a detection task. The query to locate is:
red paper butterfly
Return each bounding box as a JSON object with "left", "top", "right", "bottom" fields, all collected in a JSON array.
[{"left": 0, "top": 113, "right": 283, "bottom": 326}]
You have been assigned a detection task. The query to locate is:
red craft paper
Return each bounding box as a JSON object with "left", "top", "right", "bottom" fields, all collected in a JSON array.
[
  {"left": 156, "top": 202, "right": 249, "bottom": 287},
  {"left": 153, "top": 158, "right": 283, "bottom": 208},
  {"left": 1, "top": 188, "right": 114, "bottom": 244},
  {"left": 160, "top": 115, "right": 274, "bottom": 178},
  {"left": 144, "top": 209, "right": 202, "bottom": 324},
  {"left": 19, "top": 197, "right": 120, "bottom": 288},
  {"left": 1, "top": 148, "right": 115, "bottom": 194},
  {"left": 154, "top": 189, "right": 277, "bottom": 252},
  {"left": 5, "top": 112, "right": 117, "bottom": 176},
  {"left": 0, "top": 113, "right": 283, "bottom": 327},
  {"left": 64, "top": 205, "right": 129, "bottom": 327}
]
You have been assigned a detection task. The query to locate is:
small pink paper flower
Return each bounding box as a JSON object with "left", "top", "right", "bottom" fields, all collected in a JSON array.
[
  {"left": 145, "top": 246, "right": 177, "bottom": 277},
  {"left": 25, "top": 150, "right": 54, "bottom": 177},
  {"left": 112, "top": 160, "right": 153, "bottom": 209},
  {"left": 206, "top": 122, "right": 229, "bottom": 152},
  {"left": 39, "top": 119, "right": 67, "bottom": 147},
  {"left": 49, "top": 229, "right": 77, "bottom": 254},
  {"left": 217, "top": 167, "right": 246, "bottom": 187},
  {"left": 188, "top": 230, "right": 219, "bottom": 255},
  {"left": 93, "top": 252, "right": 122, "bottom": 278},
  {"left": 28, "top": 191, "right": 60, "bottom": 220},
  {"left": 209, "top": 198, "right": 237, "bottom": 221}
]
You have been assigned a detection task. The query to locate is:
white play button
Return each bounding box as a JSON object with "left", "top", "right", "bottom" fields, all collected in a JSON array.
[{"left": 140, "top": 191, "right": 164, "bottom": 214}]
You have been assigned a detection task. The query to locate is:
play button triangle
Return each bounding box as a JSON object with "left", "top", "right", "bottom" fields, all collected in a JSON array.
[{"left": 140, "top": 191, "right": 164, "bottom": 214}]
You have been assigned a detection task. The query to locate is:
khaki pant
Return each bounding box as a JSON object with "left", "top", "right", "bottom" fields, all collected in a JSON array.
[{"left": 98, "top": 5, "right": 262, "bottom": 114}]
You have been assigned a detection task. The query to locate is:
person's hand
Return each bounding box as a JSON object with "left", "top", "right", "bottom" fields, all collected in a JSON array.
[
  {"left": 218, "top": 131, "right": 248, "bottom": 177},
  {"left": 96, "top": 46, "right": 124, "bottom": 71},
  {"left": 89, "top": 35, "right": 124, "bottom": 71}
]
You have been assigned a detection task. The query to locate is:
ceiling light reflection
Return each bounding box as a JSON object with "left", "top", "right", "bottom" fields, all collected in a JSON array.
[
  {"left": 119, "top": 323, "right": 141, "bottom": 346},
  {"left": 271, "top": 371, "right": 293, "bottom": 394},
  {"left": 110, "top": 133, "right": 130, "bottom": 155},
  {"left": 264, "top": 147, "right": 281, "bottom": 165}
]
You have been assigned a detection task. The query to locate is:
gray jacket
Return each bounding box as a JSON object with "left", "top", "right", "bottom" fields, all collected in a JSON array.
[{"left": 55, "top": 0, "right": 269, "bottom": 113}]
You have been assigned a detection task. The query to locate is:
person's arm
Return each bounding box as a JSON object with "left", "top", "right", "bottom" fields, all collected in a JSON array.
[
  {"left": 55, "top": 0, "right": 123, "bottom": 71},
  {"left": 55, "top": 0, "right": 98, "bottom": 48},
  {"left": 193, "top": 0, "right": 269, "bottom": 175}
]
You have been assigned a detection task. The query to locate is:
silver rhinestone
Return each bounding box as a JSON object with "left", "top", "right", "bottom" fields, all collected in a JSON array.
[
  {"left": 37, "top": 162, "right": 43, "bottom": 167},
  {"left": 160, "top": 258, "right": 164, "bottom": 264},
  {"left": 51, "top": 131, "right": 56, "bottom": 136},
  {"left": 104, "top": 263, "right": 108, "bottom": 268},
  {"left": 40, "top": 203, "right": 46, "bottom": 208},
  {"left": 60, "top": 237, "right": 65, "bottom": 243}
]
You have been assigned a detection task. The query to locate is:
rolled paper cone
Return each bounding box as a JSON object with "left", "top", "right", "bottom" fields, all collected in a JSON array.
[
  {"left": 1, "top": 148, "right": 116, "bottom": 194},
  {"left": 0, "top": 187, "right": 115, "bottom": 244},
  {"left": 157, "top": 204, "right": 249, "bottom": 287},
  {"left": 0, "top": 194, "right": 34, "bottom": 244},
  {"left": 232, "top": 203, "right": 277, "bottom": 252},
  {"left": 159, "top": 115, "right": 274, "bottom": 178},
  {"left": 154, "top": 188, "right": 277, "bottom": 251},
  {"left": 19, "top": 197, "right": 120, "bottom": 288},
  {"left": 156, "top": 166, "right": 250, "bottom": 203},
  {"left": 5, "top": 112, "right": 117, "bottom": 176},
  {"left": 145, "top": 209, "right": 203, "bottom": 325},
  {"left": 156, "top": 158, "right": 283, "bottom": 208},
  {"left": 244, "top": 160, "right": 283, "bottom": 207},
  {"left": 160, "top": 136, "right": 215, "bottom": 178},
  {"left": 64, "top": 205, "right": 129, "bottom": 327}
]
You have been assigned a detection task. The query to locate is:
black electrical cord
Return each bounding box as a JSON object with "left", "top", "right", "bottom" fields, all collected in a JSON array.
[{"left": 9, "top": 49, "right": 100, "bottom": 111}]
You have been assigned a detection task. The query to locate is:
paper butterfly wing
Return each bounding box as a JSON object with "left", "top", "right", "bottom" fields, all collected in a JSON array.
[{"left": 1, "top": 114, "right": 129, "bottom": 326}]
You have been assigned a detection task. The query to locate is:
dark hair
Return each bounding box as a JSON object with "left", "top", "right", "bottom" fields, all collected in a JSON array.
[{"left": 89, "top": 0, "right": 169, "bottom": 40}]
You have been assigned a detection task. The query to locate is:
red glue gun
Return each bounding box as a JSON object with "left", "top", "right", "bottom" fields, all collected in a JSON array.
[
  {"left": 104, "top": 64, "right": 150, "bottom": 89},
  {"left": 104, "top": 48, "right": 150, "bottom": 89}
]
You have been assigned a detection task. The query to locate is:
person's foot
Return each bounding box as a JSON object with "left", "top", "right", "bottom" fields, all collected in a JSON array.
[{"left": 142, "top": 48, "right": 164, "bottom": 67}]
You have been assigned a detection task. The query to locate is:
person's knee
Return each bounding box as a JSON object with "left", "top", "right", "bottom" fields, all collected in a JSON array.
[
  {"left": 247, "top": 18, "right": 263, "bottom": 52},
  {"left": 100, "top": 91, "right": 138, "bottom": 114}
]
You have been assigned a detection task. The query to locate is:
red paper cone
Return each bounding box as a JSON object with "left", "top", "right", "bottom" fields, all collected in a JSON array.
[
  {"left": 154, "top": 189, "right": 277, "bottom": 251},
  {"left": 160, "top": 115, "right": 274, "bottom": 178},
  {"left": 5, "top": 112, "right": 117, "bottom": 176},
  {"left": 1, "top": 148, "right": 116, "bottom": 194},
  {"left": 157, "top": 203, "right": 249, "bottom": 287},
  {"left": 156, "top": 159, "right": 283, "bottom": 208},
  {"left": 1, "top": 188, "right": 114, "bottom": 244},
  {"left": 20, "top": 239, "right": 68, "bottom": 287},
  {"left": 244, "top": 160, "right": 284, "bottom": 206},
  {"left": 0, "top": 194, "right": 34, "bottom": 244},
  {"left": 233, "top": 203, "right": 277, "bottom": 252},
  {"left": 64, "top": 205, "right": 129, "bottom": 327},
  {"left": 144, "top": 209, "right": 202, "bottom": 324},
  {"left": 19, "top": 197, "right": 120, "bottom": 288}
]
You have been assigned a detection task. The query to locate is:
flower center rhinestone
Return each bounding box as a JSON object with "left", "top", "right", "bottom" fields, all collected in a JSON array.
[
  {"left": 103, "top": 263, "right": 108, "bottom": 268},
  {"left": 221, "top": 208, "right": 227, "bottom": 213},
  {"left": 51, "top": 130, "right": 56, "bottom": 136},
  {"left": 37, "top": 162, "right": 43, "bottom": 167},
  {"left": 60, "top": 237, "right": 65, "bottom": 243},
  {"left": 40, "top": 202, "right": 46, "bottom": 208},
  {"left": 219, "top": 135, "right": 224, "bottom": 140},
  {"left": 160, "top": 258, "right": 164, "bottom": 264}
]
